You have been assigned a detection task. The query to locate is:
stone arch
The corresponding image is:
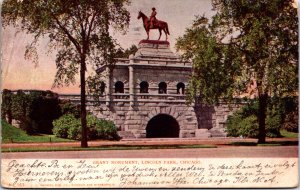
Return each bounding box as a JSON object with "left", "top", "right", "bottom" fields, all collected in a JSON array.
[
  {"left": 99, "top": 81, "right": 106, "bottom": 95},
  {"left": 140, "top": 81, "right": 149, "bottom": 93},
  {"left": 158, "top": 82, "right": 167, "bottom": 94},
  {"left": 146, "top": 114, "right": 180, "bottom": 138},
  {"left": 146, "top": 106, "right": 184, "bottom": 129},
  {"left": 177, "top": 82, "right": 185, "bottom": 94},
  {"left": 115, "top": 81, "right": 124, "bottom": 93}
]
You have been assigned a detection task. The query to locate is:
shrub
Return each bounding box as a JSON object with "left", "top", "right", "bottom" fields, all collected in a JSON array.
[
  {"left": 226, "top": 101, "right": 282, "bottom": 138},
  {"left": 52, "top": 114, "right": 79, "bottom": 138},
  {"left": 266, "top": 110, "right": 281, "bottom": 138},
  {"left": 225, "top": 113, "right": 243, "bottom": 137},
  {"left": 1, "top": 89, "right": 13, "bottom": 124},
  {"left": 282, "top": 111, "right": 298, "bottom": 133},
  {"left": 60, "top": 101, "right": 81, "bottom": 118},
  {"left": 52, "top": 114, "right": 120, "bottom": 140},
  {"left": 87, "top": 115, "right": 120, "bottom": 140},
  {"left": 226, "top": 114, "right": 259, "bottom": 138},
  {"left": 279, "top": 97, "right": 298, "bottom": 132},
  {"left": 11, "top": 90, "right": 33, "bottom": 133},
  {"left": 67, "top": 124, "right": 81, "bottom": 140},
  {"left": 3, "top": 89, "right": 61, "bottom": 134}
]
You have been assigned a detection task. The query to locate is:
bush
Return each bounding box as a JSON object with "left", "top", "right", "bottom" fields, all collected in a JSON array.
[
  {"left": 226, "top": 114, "right": 259, "bottom": 138},
  {"left": 1, "top": 89, "right": 13, "bottom": 124},
  {"left": 2, "top": 89, "right": 61, "bottom": 134},
  {"left": 87, "top": 115, "right": 120, "bottom": 140},
  {"left": 282, "top": 111, "right": 298, "bottom": 133},
  {"left": 278, "top": 97, "right": 298, "bottom": 132},
  {"left": 60, "top": 101, "right": 81, "bottom": 118},
  {"left": 52, "top": 114, "right": 120, "bottom": 140},
  {"left": 226, "top": 101, "right": 282, "bottom": 138},
  {"left": 53, "top": 114, "right": 81, "bottom": 139},
  {"left": 266, "top": 110, "right": 281, "bottom": 138}
]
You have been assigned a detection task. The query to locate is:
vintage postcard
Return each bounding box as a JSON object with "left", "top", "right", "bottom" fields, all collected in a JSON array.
[{"left": 1, "top": 0, "right": 298, "bottom": 188}]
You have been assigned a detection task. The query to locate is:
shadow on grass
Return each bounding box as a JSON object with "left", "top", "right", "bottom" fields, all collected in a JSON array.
[{"left": 230, "top": 141, "right": 298, "bottom": 146}]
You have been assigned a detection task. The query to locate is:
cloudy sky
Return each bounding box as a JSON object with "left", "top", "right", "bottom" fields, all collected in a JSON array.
[{"left": 1, "top": 0, "right": 214, "bottom": 93}]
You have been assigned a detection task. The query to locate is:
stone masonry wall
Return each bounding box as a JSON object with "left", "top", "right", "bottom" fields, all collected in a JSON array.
[
  {"left": 194, "top": 103, "right": 241, "bottom": 137},
  {"left": 89, "top": 101, "right": 198, "bottom": 138},
  {"left": 60, "top": 94, "right": 242, "bottom": 139}
]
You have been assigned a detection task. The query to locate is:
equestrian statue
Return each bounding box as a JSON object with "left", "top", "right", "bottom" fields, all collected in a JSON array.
[{"left": 137, "top": 7, "right": 170, "bottom": 41}]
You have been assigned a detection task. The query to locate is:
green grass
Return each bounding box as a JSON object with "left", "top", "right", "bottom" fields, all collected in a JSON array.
[
  {"left": 280, "top": 129, "right": 298, "bottom": 138},
  {"left": 1, "top": 144, "right": 217, "bottom": 153},
  {"left": 230, "top": 141, "right": 298, "bottom": 146},
  {"left": 1, "top": 120, "right": 74, "bottom": 143}
]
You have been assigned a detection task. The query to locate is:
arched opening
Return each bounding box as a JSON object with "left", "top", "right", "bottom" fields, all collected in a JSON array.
[
  {"left": 99, "top": 81, "right": 106, "bottom": 95},
  {"left": 115, "top": 81, "right": 124, "bottom": 93},
  {"left": 158, "top": 82, "right": 167, "bottom": 94},
  {"left": 146, "top": 114, "right": 180, "bottom": 138},
  {"left": 140, "top": 81, "right": 149, "bottom": 93},
  {"left": 177, "top": 82, "right": 185, "bottom": 94}
]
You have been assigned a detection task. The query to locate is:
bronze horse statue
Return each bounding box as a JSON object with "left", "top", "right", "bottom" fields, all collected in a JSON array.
[{"left": 137, "top": 11, "right": 170, "bottom": 41}]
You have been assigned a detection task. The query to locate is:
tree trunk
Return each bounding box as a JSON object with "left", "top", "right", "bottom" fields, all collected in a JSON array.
[
  {"left": 258, "top": 93, "right": 268, "bottom": 144},
  {"left": 80, "top": 57, "right": 88, "bottom": 148}
]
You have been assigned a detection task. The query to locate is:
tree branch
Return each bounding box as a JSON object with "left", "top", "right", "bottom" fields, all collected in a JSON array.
[
  {"left": 52, "top": 14, "right": 81, "bottom": 54},
  {"left": 87, "top": 11, "right": 97, "bottom": 39}
]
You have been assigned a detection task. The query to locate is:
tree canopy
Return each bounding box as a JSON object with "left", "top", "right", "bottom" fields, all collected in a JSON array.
[
  {"left": 176, "top": 0, "right": 298, "bottom": 143},
  {"left": 2, "top": 0, "right": 130, "bottom": 147}
]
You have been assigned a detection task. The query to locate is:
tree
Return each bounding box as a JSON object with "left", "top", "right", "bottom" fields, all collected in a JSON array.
[
  {"left": 176, "top": 0, "right": 298, "bottom": 143},
  {"left": 1, "top": 89, "right": 13, "bottom": 124},
  {"left": 176, "top": 17, "right": 242, "bottom": 105},
  {"left": 2, "top": 0, "right": 130, "bottom": 147},
  {"left": 115, "top": 44, "right": 138, "bottom": 58},
  {"left": 11, "top": 90, "right": 33, "bottom": 133}
]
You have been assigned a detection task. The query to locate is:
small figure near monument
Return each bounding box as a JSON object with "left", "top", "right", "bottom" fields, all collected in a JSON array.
[{"left": 137, "top": 9, "right": 170, "bottom": 41}]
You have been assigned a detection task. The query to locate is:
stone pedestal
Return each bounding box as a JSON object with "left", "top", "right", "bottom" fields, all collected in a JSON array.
[{"left": 195, "top": 129, "right": 212, "bottom": 138}]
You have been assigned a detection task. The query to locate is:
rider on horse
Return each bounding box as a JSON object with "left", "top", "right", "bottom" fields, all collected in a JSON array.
[
  {"left": 150, "top": 7, "right": 157, "bottom": 28},
  {"left": 137, "top": 9, "right": 169, "bottom": 40}
]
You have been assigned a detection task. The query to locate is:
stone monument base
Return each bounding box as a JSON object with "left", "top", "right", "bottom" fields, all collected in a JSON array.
[{"left": 195, "top": 129, "right": 212, "bottom": 138}]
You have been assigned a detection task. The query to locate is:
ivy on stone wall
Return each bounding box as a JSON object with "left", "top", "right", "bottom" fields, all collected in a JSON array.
[{"left": 1, "top": 89, "right": 62, "bottom": 134}]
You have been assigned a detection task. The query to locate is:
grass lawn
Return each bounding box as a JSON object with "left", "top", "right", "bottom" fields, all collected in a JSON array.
[
  {"left": 2, "top": 144, "right": 217, "bottom": 153},
  {"left": 280, "top": 129, "right": 298, "bottom": 138},
  {"left": 230, "top": 140, "right": 298, "bottom": 146},
  {"left": 1, "top": 120, "right": 74, "bottom": 143}
]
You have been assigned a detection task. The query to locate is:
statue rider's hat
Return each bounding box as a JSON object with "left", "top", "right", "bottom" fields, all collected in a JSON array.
[{"left": 152, "top": 7, "right": 156, "bottom": 11}]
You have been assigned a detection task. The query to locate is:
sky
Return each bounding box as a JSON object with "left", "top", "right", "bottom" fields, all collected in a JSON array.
[
  {"left": 3, "top": 0, "right": 297, "bottom": 94},
  {"left": 1, "top": 0, "right": 215, "bottom": 94}
]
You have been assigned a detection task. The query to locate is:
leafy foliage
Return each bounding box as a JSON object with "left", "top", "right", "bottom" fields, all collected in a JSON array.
[
  {"left": 59, "top": 101, "right": 81, "bottom": 118},
  {"left": 87, "top": 115, "right": 120, "bottom": 140},
  {"left": 10, "top": 91, "right": 35, "bottom": 134},
  {"left": 1, "top": 89, "right": 13, "bottom": 124},
  {"left": 2, "top": 89, "right": 62, "bottom": 134},
  {"left": 115, "top": 44, "right": 138, "bottom": 58},
  {"left": 227, "top": 97, "right": 298, "bottom": 138},
  {"left": 274, "top": 97, "right": 298, "bottom": 132},
  {"left": 176, "top": 17, "right": 243, "bottom": 105},
  {"left": 225, "top": 99, "right": 295, "bottom": 138},
  {"left": 1, "top": 120, "right": 73, "bottom": 143},
  {"left": 53, "top": 114, "right": 79, "bottom": 139},
  {"left": 226, "top": 115, "right": 259, "bottom": 138},
  {"left": 2, "top": 0, "right": 131, "bottom": 82},
  {"left": 176, "top": 0, "right": 298, "bottom": 143},
  {"left": 53, "top": 114, "right": 120, "bottom": 140},
  {"left": 2, "top": 0, "right": 130, "bottom": 147}
]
